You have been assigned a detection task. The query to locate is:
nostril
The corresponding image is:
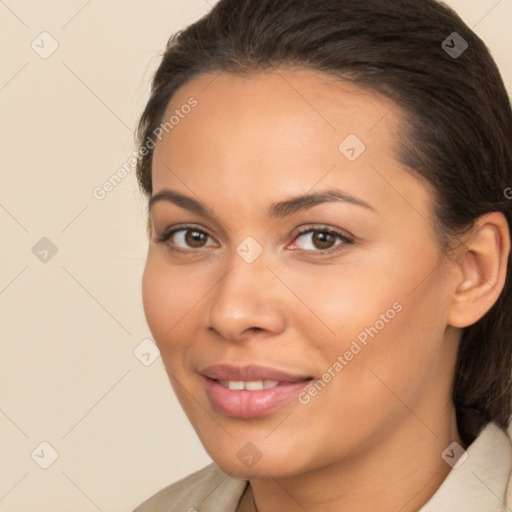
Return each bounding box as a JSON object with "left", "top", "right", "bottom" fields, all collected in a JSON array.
[{"left": 247, "top": 327, "right": 264, "bottom": 334}]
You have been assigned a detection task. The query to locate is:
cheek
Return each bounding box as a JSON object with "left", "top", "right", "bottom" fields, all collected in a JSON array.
[
  {"left": 322, "top": 266, "right": 450, "bottom": 424},
  {"left": 141, "top": 251, "right": 200, "bottom": 346},
  {"left": 273, "top": 251, "right": 406, "bottom": 355},
  {"left": 292, "top": 241, "right": 448, "bottom": 391}
]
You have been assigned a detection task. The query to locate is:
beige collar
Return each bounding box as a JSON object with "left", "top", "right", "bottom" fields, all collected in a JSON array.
[{"left": 419, "top": 422, "right": 512, "bottom": 512}]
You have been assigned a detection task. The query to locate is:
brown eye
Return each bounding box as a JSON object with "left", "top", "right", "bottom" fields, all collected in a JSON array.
[
  {"left": 184, "top": 230, "right": 208, "bottom": 248},
  {"left": 155, "top": 226, "right": 216, "bottom": 252},
  {"left": 311, "top": 231, "right": 336, "bottom": 250},
  {"left": 291, "top": 227, "right": 352, "bottom": 254}
]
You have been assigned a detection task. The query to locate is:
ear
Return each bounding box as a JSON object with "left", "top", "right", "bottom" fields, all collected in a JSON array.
[{"left": 447, "top": 212, "right": 510, "bottom": 328}]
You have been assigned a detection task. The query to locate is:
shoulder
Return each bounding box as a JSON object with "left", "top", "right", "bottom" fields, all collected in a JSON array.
[
  {"left": 132, "top": 462, "right": 248, "bottom": 512},
  {"left": 414, "top": 422, "right": 512, "bottom": 511},
  {"left": 486, "top": 423, "right": 512, "bottom": 509}
]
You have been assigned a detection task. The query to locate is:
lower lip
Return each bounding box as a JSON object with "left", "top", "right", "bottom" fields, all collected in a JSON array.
[{"left": 203, "top": 377, "right": 312, "bottom": 419}]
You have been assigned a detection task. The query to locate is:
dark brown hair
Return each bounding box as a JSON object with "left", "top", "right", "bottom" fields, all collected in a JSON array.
[{"left": 135, "top": 0, "right": 512, "bottom": 445}]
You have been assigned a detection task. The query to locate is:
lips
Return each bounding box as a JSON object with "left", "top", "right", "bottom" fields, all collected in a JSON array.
[
  {"left": 201, "top": 364, "right": 311, "bottom": 383},
  {"left": 201, "top": 364, "right": 313, "bottom": 418}
]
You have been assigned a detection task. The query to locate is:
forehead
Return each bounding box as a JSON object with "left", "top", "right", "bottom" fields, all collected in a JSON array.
[
  {"left": 159, "top": 67, "right": 399, "bottom": 150},
  {"left": 151, "top": 68, "right": 432, "bottom": 221}
]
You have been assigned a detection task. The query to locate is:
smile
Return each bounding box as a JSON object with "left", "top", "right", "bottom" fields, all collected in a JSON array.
[{"left": 218, "top": 379, "right": 281, "bottom": 390}]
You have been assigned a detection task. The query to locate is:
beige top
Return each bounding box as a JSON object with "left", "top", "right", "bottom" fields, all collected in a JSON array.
[{"left": 133, "top": 422, "right": 512, "bottom": 512}]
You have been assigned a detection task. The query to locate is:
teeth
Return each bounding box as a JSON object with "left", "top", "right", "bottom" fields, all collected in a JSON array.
[
  {"left": 245, "top": 380, "right": 264, "bottom": 390},
  {"left": 219, "top": 380, "right": 281, "bottom": 390}
]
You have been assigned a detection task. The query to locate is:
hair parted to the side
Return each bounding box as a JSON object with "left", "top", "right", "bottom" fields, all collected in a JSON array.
[{"left": 135, "top": 0, "right": 512, "bottom": 445}]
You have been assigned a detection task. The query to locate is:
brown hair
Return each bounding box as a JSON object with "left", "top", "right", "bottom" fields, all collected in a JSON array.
[{"left": 135, "top": 0, "right": 512, "bottom": 445}]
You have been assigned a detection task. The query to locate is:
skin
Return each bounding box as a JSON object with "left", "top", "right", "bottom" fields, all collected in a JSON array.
[{"left": 142, "top": 67, "right": 510, "bottom": 512}]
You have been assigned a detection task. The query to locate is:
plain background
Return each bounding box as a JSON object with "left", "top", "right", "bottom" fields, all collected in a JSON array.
[{"left": 1, "top": 1, "right": 511, "bottom": 510}]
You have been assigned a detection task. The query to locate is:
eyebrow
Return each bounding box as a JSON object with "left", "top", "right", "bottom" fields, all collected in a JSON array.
[{"left": 148, "top": 187, "right": 376, "bottom": 218}]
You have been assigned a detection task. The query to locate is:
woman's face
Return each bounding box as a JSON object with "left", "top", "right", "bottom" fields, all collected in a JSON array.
[{"left": 142, "top": 68, "right": 461, "bottom": 478}]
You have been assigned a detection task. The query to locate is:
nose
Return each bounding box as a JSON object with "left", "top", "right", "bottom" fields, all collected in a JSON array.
[{"left": 204, "top": 253, "right": 287, "bottom": 343}]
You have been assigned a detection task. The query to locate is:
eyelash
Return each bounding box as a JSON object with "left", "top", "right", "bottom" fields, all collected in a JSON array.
[{"left": 154, "top": 224, "right": 354, "bottom": 256}]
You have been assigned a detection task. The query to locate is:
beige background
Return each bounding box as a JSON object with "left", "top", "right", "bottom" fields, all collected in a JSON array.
[{"left": 1, "top": 1, "right": 511, "bottom": 510}]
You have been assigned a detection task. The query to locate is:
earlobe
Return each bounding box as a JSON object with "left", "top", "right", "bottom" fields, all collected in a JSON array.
[{"left": 448, "top": 212, "right": 510, "bottom": 328}]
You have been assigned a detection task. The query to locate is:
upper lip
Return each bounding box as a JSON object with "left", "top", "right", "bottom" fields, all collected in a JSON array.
[{"left": 201, "top": 364, "right": 312, "bottom": 382}]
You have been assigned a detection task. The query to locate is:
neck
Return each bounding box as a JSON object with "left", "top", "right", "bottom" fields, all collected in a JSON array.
[{"left": 247, "top": 408, "right": 463, "bottom": 512}]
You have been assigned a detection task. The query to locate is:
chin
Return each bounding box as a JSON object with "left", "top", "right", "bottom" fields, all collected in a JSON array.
[{"left": 206, "top": 445, "right": 306, "bottom": 480}]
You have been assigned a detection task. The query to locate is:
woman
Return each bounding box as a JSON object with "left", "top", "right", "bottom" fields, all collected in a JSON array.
[{"left": 132, "top": 0, "right": 512, "bottom": 510}]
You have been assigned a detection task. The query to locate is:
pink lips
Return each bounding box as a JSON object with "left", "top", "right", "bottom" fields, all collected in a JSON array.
[
  {"left": 201, "top": 364, "right": 311, "bottom": 382},
  {"left": 201, "top": 364, "right": 313, "bottom": 418}
]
